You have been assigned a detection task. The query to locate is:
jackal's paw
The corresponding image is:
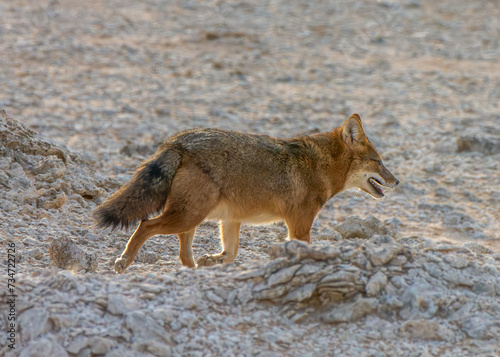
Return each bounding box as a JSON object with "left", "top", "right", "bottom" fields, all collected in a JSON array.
[
  {"left": 196, "top": 254, "right": 225, "bottom": 268},
  {"left": 114, "top": 256, "right": 129, "bottom": 274}
]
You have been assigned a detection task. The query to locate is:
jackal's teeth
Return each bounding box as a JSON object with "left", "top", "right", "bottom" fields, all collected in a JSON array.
[{"left": 369, "top": 178, "right": 385, "bottom": 196}]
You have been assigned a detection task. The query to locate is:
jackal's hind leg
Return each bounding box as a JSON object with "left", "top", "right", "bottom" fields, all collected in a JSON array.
[
  {"left": 178, "top": 228, "right": 196, "bottom": 268},
  {"left": 115, "top": 161, "right": 219, "bottom": 273},
  {"left": 197, "top": 221, "right": 241, "bottom": 267}
]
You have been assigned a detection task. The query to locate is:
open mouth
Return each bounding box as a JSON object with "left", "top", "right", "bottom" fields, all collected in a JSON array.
[{"left": 368, "top": 178, "right": 386, "bottom": 197}]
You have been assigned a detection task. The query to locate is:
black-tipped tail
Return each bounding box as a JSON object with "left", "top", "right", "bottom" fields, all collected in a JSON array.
[{"left": 93, "top": 147, "right": 182, "bottom": 230}]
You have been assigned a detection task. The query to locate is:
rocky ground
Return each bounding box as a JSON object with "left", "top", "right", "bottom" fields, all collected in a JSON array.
[{"left": 0, "top": 0, "right": 499, "bottom": 356}]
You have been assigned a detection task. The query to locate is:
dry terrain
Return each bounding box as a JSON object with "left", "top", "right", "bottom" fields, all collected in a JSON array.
[{"left": 0, "top": 0, "right": 499, "bottom": 356}]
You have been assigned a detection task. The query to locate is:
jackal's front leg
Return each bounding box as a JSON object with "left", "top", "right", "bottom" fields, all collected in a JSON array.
[
  {"left": 285, "top": 212, "right": 316, "bottom": 244},
  {"left": 197, "top": 221, "right": 241, "bottom": 267}
]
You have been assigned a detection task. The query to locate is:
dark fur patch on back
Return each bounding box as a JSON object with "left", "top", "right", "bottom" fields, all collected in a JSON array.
[{"left": 146, "top": 161, "right": 163, "bottom": 179}]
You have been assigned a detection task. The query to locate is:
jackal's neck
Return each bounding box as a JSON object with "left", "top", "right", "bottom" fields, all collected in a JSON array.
[{"left": 323, "top": 128, "right": 352, "bottom": 197}]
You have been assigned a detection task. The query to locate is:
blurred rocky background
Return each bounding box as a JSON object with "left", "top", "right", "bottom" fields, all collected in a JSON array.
[{"left": 0, "top": 0, "right": 499, "bottom": 356}]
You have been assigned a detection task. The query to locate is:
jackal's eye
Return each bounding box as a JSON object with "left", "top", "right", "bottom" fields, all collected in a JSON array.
[{"left": 371, "top": 159, "right": 382, "bottom": 164}]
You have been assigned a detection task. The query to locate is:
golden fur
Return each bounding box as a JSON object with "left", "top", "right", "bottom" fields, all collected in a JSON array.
[{"left": 94, "top": 114, "right": 399, "bottom": 273}]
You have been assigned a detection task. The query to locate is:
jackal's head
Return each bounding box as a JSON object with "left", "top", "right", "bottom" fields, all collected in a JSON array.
[{"left": 341, "top": 114, "right": 399, "bottom": 198}]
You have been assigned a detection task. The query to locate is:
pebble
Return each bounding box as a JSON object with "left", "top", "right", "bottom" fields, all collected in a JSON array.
[
  {"left": 457, "top": 134, "right": 500, "bottom": 155},
  {"left": 205, "top": 290, "right": 225, "bottom": 304},
  {"left": 399, "top": 320, "right": 454, "bottom": 341},
  {"left": 125, "top": 310, "right": 171, "bottom": 344},
  {"left": 20, "top": 338, "right": 68, "bottom": 357},
  {"left": 65, "top": 336, "right": 89, "bottom": 355},
  {"left": 90, "top": 337, "right": 116, "bottom": 355},
  {"left": 366, "top": 271, "right": 388, "bottom": 296},
  {"left": 18, "top": 308, "right": 50, "bottom": 344},
  {"left": 333, "top": 216, "right": 390, "bottom": 239},
  {"left": 49, "top": 237, "right": 98, "bottom": 272}
]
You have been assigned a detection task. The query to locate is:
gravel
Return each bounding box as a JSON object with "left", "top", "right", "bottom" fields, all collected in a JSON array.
[{"left": 0, "top": 0, "right": 499, "bottom": 356}]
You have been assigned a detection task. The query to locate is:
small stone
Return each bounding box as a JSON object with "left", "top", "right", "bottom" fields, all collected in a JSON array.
[
  {"left": 423, "top": 262, "right": 443, "bottom": 278},
  {"left": 283, "top": 283, "right": 316, "bottom": 302},
  {"left": 441, "top": 212, "right": 488, "bottom": 239},
  {"left": 156, "top": 307, "right": 179, "bottom": 325},
  {"left": 50, "top": 313, "right": 78, "bottom": 330},
  {"left": 400, "top": 320, "right": 454, "bottom": 341},
  {"left": 261, "top": 257, "right": 290, "bottom": 277},
  {"left": 459, "top": 314, "right": 496, "bottom": 339},
  {"left": 388, "top": 255, "right": 407, "bottom": 266},
  {"left": 22, "top": 247, "right": 45, "bottom": 261},
  {"left": 19, "top": 307, "right": 50, "bottom": 344},
  {"left": 365, "top": 271, "right": 388, "bottom": 297},
  {"left": 49, "top": 237, "right": 98, "bottom": 272},
  {"left": 435, "top": 187, "right": 451, "bottom": 198},
  {"left": 107, "top": 294, "right": 140, "bottom": 315},
  {"left": 66, "top": 336, "right": 89, "bottom": 354},
  {"left": 349, "top": 252, "right": 372, "bottom": 270},
  {"left": 125, "top": 310, "right": 171, "bottom": 344},
  {"left": 463, "top": 190, "right": 483, "bottom": 202},
  {"left": 334, "top": 215, "right": 390, "bottom": 239},
  {"left": 104, "top": 346, "right": 137, "bottom": 357},
  {"left": 135, "top": 250, "right": 161, "bottom": 264},
  {"left": 444, "top": 254, "right": 470, "bottom": 269},
  {"left": 36, "top": 188, "right": 67, "bottom": 209},
  {"left": 283, "top": 239, "right": 312, "bottom": 258},
  {"left": 316, "top": 230, "right": 343, "bottom": 242},
  {"left": 256, "top": 285, "right": 288, "bottom": 300},
  {"left": 205, "top": 290, "right": 224, "bottom": 304},
  {"left": 176, "top": 294, "right": 200, "bottom": 310},
  {"left": 268, "top": 244, "right": 287, "bottom": 259},
  {"left": 364, "top": 235, "right": 403, "bottom": 266},
  {"left": 76, "top": 348, "right": 91, "bottom": 357},
  {"left": 226, "top": 289, "right": 238, "bottom": 305},
  {"left": 120, "top": 143, "right": 155, "bottom": 157},
  {"left": 233, "top": 268, "right": 264, "bottom": 280},
  {"left": 307, "top": 245, "right": 342, "bottom": 260},
  {"left": 462, "top": 242, "right": 493, "bottom": 254},
  {"left": 334, "top": 216, "right": 366, "bottom": 239},
  {"left": 237, "top": 285, "right": 253, "bottom": 304},
  {"left": 457, "top": 134, "right": 500, "bottom": 155},
  {"left": 268, "top": 265, "right": 301, "bottom": 287},
  {"left": 178, "top": 310, "right": 198, "bottom": 328},
  {"left": 20, "top": 337, "right": 68, "bottom": 357},
  {"left": 384, "top": 217, "right": 403, "bottom": 236},
  {"left": 107, "top": 294, "right": 127, "bottom": 315},
  {"left": 90, "top": 336, "right": 115, "bottom": 354},
  {"left": 319, "top": 267, "right": 361, "bottom": 285},
  {"left": 398, "top": 283, "right": 441, "bottom": 319},
  {"left": 0, "top": 198, "right": 17, "bottom": 211},
  {"left": 295, "top": 263, "right": 324, "bottom": 276},
  {"left": 322, "top": 298, "right": 378, "bottom": 323},
  {"left": 146, "top": 340, "right": 173, "bottom": 356},
  {"left": 398, "top": 235, "right": 427, "bottom": 247}
]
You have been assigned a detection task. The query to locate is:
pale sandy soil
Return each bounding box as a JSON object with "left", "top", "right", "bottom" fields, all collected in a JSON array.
[{"left": 0, "top": 0, "right": 499, "bottom": 356}]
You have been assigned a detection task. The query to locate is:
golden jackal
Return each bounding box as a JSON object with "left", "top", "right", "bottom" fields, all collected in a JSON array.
[{"left": 94, "top": 114, "right": 399, "bottom": 273}]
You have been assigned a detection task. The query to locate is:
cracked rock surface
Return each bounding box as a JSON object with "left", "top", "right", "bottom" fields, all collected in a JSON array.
[
  {"left": 1, "top": 0, "right": 499, "bottom": 356},
  {"left": 7, "top": 237, "right": 500, "bottom": 356}
]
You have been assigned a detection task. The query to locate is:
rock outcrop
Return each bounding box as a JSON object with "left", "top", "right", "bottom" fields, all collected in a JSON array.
[
  {"left": 7, "top": 237, "right": 500, "bottom": 356},
  {"left": 0, "top": 110, "right": 118, "bottom": 213}
]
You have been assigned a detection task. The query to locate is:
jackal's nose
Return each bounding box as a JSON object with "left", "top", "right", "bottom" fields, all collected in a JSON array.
[{"left": 395, "top": 179, "right": 400, "bottom": 186}]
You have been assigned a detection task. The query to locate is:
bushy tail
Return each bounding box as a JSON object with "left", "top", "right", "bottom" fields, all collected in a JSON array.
[{"left": 93, "top": 146, "right": 183, "bottom": 230}]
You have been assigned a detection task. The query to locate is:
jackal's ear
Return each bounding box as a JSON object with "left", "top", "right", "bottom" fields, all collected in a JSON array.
[{"left": 342, "top": 114, "right": 366, "bottom": 146}]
